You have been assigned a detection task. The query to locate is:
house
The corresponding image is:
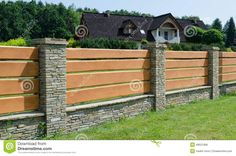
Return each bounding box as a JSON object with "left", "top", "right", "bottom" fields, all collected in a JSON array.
[{"left": 79, "top": 12, "right": 207, "bottom": 44}]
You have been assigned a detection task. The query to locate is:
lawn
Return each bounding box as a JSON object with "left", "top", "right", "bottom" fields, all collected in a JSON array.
[{"left": 50, "top": 93, "right": 236, "bottom": 140}]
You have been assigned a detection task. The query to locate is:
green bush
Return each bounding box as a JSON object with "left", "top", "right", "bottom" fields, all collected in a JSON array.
[
  {"left": 186, "top": 27, "right": 205, "bottom": 43},
  {"left": 202, "top": 29, "right": 224, "bottom": 44},
  {"left": 0, "top": 38, "right": 28, "bottom": 46},
  {"left": 168, "top": 43, "right": 227, "bottom": 51},
  {"left": 231, "top": 46, "right": 236, "bottom": 52},
  {"left": 69, "top": 38, "right": 138, "bottom": 49}
]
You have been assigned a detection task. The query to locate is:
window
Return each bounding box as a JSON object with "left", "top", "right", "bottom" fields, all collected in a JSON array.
[
  {"left": 158, "top": 31, "right": 161, "bottom": 36},
  {"left": 123, "top": 23, "right": 135, "bottom": 34},
  {"left": 164, "top": 31, "right": 168, "bottom": 40},
  {"left": 140, "top": 30, "right": 145, "bottom": 35},
  {"left": 174, "top": 30, "right": 177, "bottom": 37}
]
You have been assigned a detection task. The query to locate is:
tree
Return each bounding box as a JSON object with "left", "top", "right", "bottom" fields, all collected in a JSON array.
[
  {"left": 181, "top": 16, "right": 200, "bottom": 21},
  {"left": 104, "top": 9, "right": 153, "bottom": 17},
  {"left": 211, "top": 18, "right": 222, "bottom": 31},
  {"left": 202, "top": 29, "right": 224, "bottom": 44},
  {"left": 225, "top": 17, "right": 236, "bottom": 47}
]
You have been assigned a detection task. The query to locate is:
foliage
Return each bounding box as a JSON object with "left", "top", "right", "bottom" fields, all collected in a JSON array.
[
  {"left": 225, "top": 17, "right": 236, "bottom": 47},
  {"left": 186, "top": 27, "right": 205, "bottom": 43},
  {"left": 68, "top": 38, "right": 139, "bottom": 49},
  {"left": 181, "top": 16, "right": 200, "bottom": 21},
  {"left": 211, "top": 18, "right": 222, "bottom": 31},
  {"left": 0, "top": 1, "right": 80, "bottom": 41},
  {"left": 48, "top": 93, "right": 236, "bottom": 140},
  {"left": 202, "top": 29, "right": 224, "bottom": 44},
  {"left": 231, "top": 46, "right": 236, "bottom": 52},
  {"left": 168, "top": 43, "right": 226, "bottom": 51},
  {"left": 104, "top": 9, "right": 153, "bottom": 17},
  {"left": 0, "top": 38, "right": 27, "bottom": 46},
  {"left": 67, "top": 38, "right": 76, "bottom": 48}
]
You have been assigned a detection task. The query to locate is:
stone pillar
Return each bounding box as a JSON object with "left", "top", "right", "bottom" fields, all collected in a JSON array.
[
  {"left": 32, "top": 38, "right": 67, "bottom": 136},
  {"left": 148, "top": 43, "right": 166, "bottom": 110},
  {"left": 208, "top": 47, "right": 220, "bottom": 99}
]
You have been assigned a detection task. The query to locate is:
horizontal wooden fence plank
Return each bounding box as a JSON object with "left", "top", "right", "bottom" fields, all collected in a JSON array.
[
  {"left": 0, "top": 95, "right": 39, "bottom": 114},
  {"left": 66, "top": 48, "right": 150, "bottom": 59},
  {"left": 166, "top": 68, "right": 208, "bottom": 79},
  {"left": 220, "top": 52, "right": 236, "bottom": 58},
  {"left": 220, "top": 58, "right": 236, "bottom": 65},
  {"left": 166, "top": 51, "right": 208, "bottom": 59},
  {"left": 67, "top": 59, "right": 150, "bottom": 72},
  {"left": 67, "top": 70, "right": 150, "bottom": 89},
  {"left": 67, "top": 82, "right": 150, "bottom": 105},
  {"left": 0, "top": 47, "right": 38, "bottom": 60},
  {"left": 220, "top": 73, "right": 236, "bottom": 82},
  {"left": 0, "top": 62, "right": 38, "bottom": 77},
  {"left": 220, "top": 66, "right": 236, "bottom": 74},
  {"left": 0, "top": 79, "right": 38, "bottom": 95},
  {"left": 166, "top": 59, "right": 208, "bottom": 69},
  {"left": 166, "top": 77, "right": 208, "bottom": 91}
]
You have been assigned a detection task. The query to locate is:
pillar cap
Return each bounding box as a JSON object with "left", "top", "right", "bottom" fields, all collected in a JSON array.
[
  {"left": 148, "top": 42, "right": 167, "bottom": 49},
  {"left": 208, "top": 46, "right": 220, "bottom": 51},
  {"left": 32, "top": 38, "right": 68, "bottom": 45}
]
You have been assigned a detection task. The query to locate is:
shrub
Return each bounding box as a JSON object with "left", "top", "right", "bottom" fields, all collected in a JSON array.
[
  {"left": 0, "top": 38, "right": 28, "bottom": 46},
  {"left": 70, "top": 38, "right": 138, "bottom": 49},
  {"left": 202, "top": 29, "right": 224, "bottom": 44},
  {"left": 231, "top": 46, "right": 236, "bottom": 52},
  {"left": 186, "top": 27, "right": 205, "bottom": 43}
]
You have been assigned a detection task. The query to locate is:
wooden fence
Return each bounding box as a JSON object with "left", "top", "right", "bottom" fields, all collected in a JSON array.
[
  {"left": 166, "top": 51, "right": 209, "bottom": 91},
  {"left": 66, "top": 48, "right": 151, "bottom": 105},
  {"left": 0, "top": 47, "right": 39, "bottom": 114},
  {"left": 219, "top": 52, "right": 236, "bottom": 82},
  {"left": 1, "top": 46, "right": 236, "bottom": 115}
]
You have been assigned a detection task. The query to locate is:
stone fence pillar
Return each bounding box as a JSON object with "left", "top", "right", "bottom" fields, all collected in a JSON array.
[
  {"left": 32, "top": 38, "right": 67, "bottom": 136},
  {"left": 148, "top": 43, "right": 167, "bottom": 111},
  {"left": 208, "top": 47, "right": 220, "bottom": 99}
]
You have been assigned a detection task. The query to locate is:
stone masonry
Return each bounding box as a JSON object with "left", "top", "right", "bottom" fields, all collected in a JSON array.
[
  {"left": 208, "top": 47, "right": 220, "bottom": 99},
  {"left": 32, "top": 38, "right": 67, "bottom": 136},
  {"left": 149, "top": 43, "right": 166, "bottom": 110}
]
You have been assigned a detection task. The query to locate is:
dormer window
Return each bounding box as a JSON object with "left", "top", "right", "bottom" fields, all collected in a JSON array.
[
  {"left": 120, "top": 20, "right": 137, "bottom": 35},
  {"left": 123, "top": 23, "right": 135, "bottom": 34}
]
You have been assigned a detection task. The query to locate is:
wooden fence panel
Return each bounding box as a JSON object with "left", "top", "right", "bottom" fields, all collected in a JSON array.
[
  {"left": 166, "top": 51, "right": 208, "bottom": 91},
  {"left": 67, "top": 48, "right": 149, "bottom": 59},
  {"left": 219, "top": 52, "right": 236, "bottom": 83},
  {"left": 67, "top": 82, "right": 150, "bottom": 105},
  {"left": 0, "top": 46, "right": 39, "bottom": 115},
  {"left": 0, "top": 95, "right": 39, "bottom": 114},
  {"left": 66, "top": 48, "right": 151, "bottom": 105},
  {"left": 67, "top": 59, "right": 150, "bottom": 73}
]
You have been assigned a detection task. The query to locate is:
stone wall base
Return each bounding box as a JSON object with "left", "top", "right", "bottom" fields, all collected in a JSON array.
[{"left": 1, "top": 82, "right": 236, "bottom": 140}]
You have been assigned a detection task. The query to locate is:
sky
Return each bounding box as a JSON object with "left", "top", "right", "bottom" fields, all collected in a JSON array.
[{"left": 24, "top": 0, "right": 235, "bottom": 25}]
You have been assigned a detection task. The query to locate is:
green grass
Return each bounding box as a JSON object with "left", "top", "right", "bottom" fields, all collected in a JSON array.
[{"left": 49, "top": 93, "right": 236, "bottom": 140}]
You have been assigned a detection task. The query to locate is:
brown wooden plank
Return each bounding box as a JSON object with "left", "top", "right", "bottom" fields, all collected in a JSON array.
[
  {"left": 0, "top": 95, "right": 39, "bottom": 114},
  {"left": 220, "top": 66, "right": 236, "bottom": 74},
  {"left": 67, "top": 70, "right": 150, "bottom": 89},
  {"left": 67, "top": 82, "right": 150, "bottom": 105},
  {"left": 220, "top": 73, "right": 236, "bottom": 82},
  {"left": 0, "top": 79, "right": 39, "bottom": 95},
  {"left": 0, "top": 62, "right": 38, "bottom": 77},
  {"left": 166, "top": 77, "right": 208, "bottom": 91},
  {"left": 220, "top": 52, "right": 236, "bottom": 58},
  {"left": 166, "top": 51, "right": 208, "bottom": 59},
  {"left": 67, "top": 59, "right": 150, "bottom": 72},
  {"left": 0, "top": 47, "right": 38, "bottom": 60},
  {"left": 166, "top": 59, "right": 208, "bottom": 69},
  {"left": 166, "top": 68, "right": 208, "bottom": 79},
  {"left": 220, "top": 58, "right": 236, "bottom": 65},
  {"left": 66, "top": 48, "right": 150, "bottom": 59}
]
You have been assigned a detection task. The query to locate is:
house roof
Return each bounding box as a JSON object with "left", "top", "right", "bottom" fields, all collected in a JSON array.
[{"left": 81, "top": 12, "right": 206, "bottom": 42}]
